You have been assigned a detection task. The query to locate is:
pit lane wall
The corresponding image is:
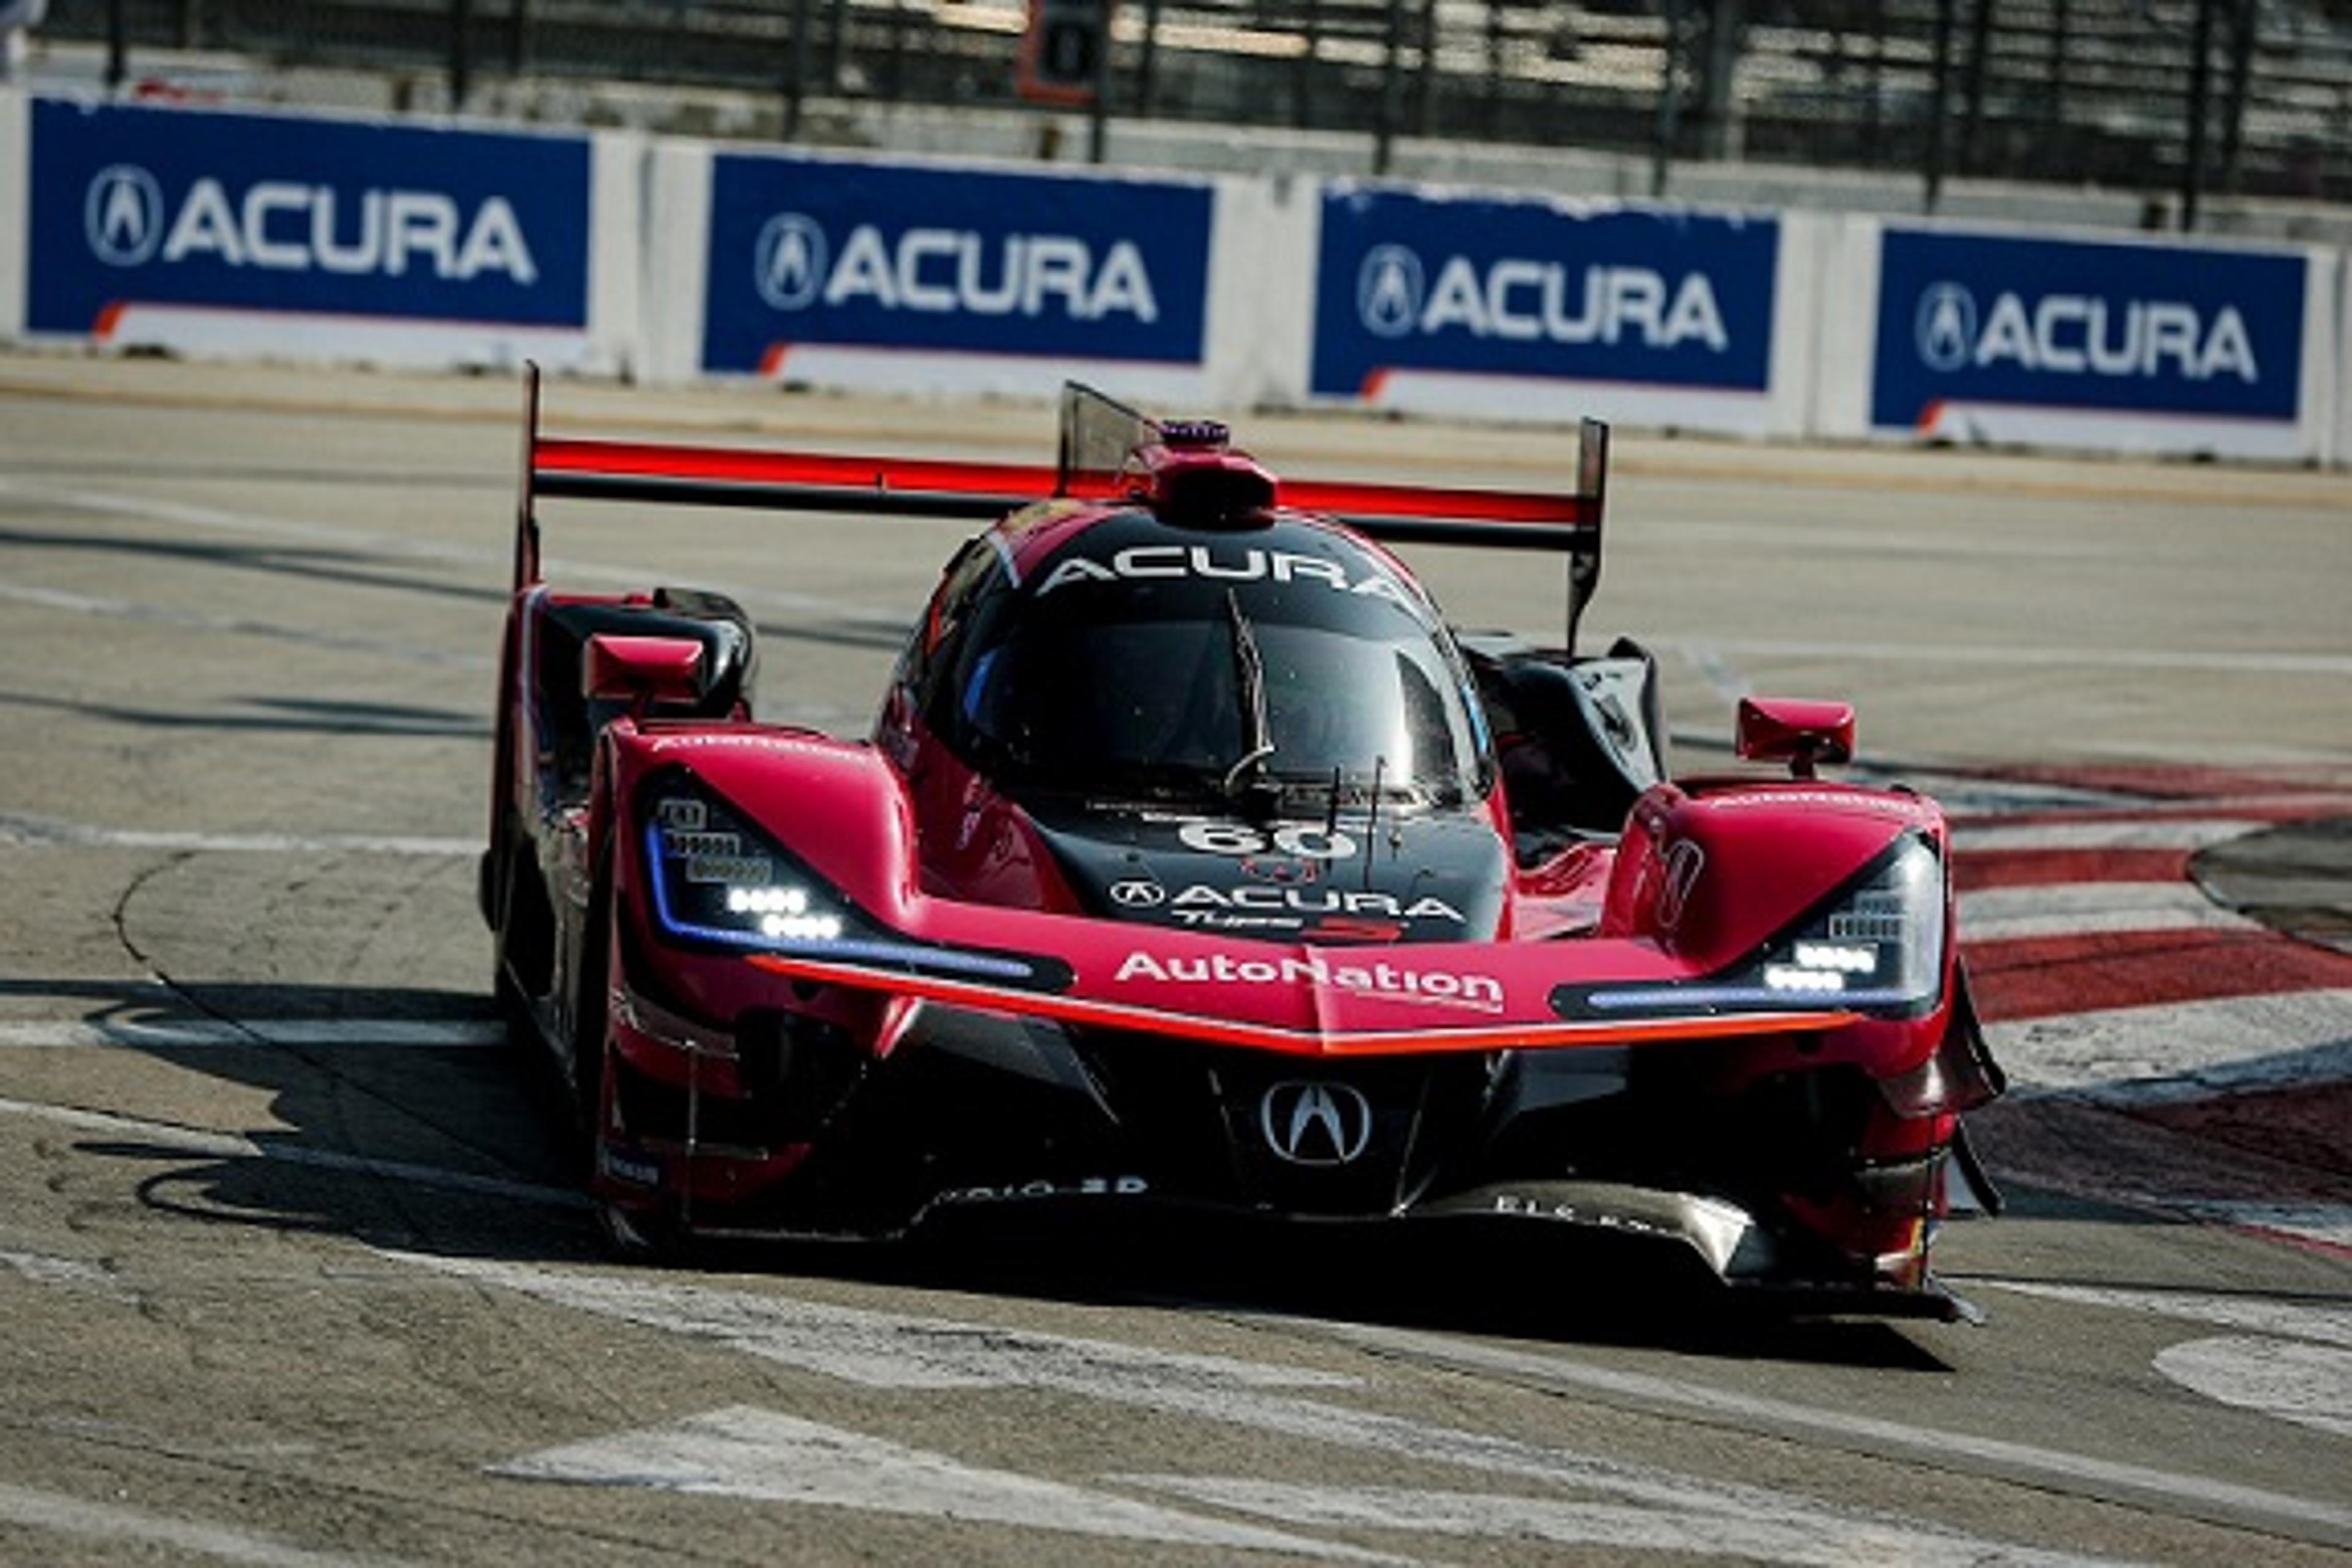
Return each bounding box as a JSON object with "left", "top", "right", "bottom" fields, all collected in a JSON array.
[{"left": 1, "top": 89, "right": 2344, "bottom": 466}]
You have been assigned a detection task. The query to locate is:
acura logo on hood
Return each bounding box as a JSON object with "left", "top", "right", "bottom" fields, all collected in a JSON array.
[
  {"left": 1259, "top": 1081, "right": 1374, "bottom": 1166},
  {"left": 1108, "top": 878, "right": 1166, "bottom": 908}
]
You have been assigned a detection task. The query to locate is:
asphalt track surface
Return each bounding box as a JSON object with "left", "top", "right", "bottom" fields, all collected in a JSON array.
[{"left": 1, "top": 352, "right": 2348, "bottom": 1566}]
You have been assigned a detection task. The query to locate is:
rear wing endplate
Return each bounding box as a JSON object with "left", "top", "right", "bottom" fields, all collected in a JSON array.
[{"left": 516, "top": 371, "right": 1611, "bottom": 647}]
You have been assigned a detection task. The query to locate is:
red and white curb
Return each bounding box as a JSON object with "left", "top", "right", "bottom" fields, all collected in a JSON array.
[{"left": 1940, "top": 769, "right": 2352, "bottom": 1255}]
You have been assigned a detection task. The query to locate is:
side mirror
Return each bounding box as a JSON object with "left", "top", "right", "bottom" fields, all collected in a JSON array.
[
  {"left": 1735, "top": 696, "right": 1855, "bottom": 779},
  {"left": 584, "top": 633, "right": 704, "bottom": 712}
]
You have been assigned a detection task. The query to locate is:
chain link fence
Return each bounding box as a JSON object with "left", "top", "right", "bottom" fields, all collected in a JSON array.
[{"left": 37, "top": 0, "right": 2352, "bottom": 210}]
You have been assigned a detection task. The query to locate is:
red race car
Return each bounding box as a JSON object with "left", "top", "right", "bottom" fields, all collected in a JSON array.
[{"left": 483, "top": 375, "right": 2005, "bottom": 1317}]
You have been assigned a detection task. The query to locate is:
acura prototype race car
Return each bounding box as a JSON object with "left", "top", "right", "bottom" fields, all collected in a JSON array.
[{"left": 483, "top": 375, "right": 2006, "bottom": 1317}]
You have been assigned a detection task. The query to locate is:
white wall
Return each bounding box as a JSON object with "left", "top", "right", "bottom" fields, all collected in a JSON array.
[{"left": 0, "top": 90, "right": 25, "bottom": 342}]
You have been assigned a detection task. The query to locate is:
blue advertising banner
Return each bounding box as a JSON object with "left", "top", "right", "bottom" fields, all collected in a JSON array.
[
  {"left": 1311, "top": 187, "right": 1778, "bottom": 398},
  {"left": 27, "top": 99, "right": 591, "bottom": 334},
  {"left": 1871, "top": 229, "right": 2305, "bottom": 428},
  {"left": 701, "top": 154, "right": 1212, "bottom": 374}
]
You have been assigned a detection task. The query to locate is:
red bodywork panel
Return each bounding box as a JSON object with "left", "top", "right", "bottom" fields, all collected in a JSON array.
[{"left": 486, "top": 372, "right": 1996, "bottom": 1308}]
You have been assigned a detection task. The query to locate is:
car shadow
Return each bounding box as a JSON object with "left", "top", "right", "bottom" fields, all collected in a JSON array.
[{"left": 23, "top": 974, "right": 1953, "bottom": 1369}]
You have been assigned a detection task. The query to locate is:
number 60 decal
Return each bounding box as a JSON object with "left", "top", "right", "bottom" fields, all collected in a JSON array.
[{"left": 1177, "top": 821, "right": 1357, "bottom": 859}]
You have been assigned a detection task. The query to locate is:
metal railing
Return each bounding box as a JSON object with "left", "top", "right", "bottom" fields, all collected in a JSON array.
[{"left": 44, "top": 0, "right": 2352, "bottom": 214}]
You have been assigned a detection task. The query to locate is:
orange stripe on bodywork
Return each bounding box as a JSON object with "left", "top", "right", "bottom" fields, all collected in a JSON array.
[{"left": 744, "top": 952, "right": 1854, "bottom": 1057}]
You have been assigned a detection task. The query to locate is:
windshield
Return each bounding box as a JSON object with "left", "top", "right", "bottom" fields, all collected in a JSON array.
[{"left": 948, "top": 519, "right": 1487, "bottom": 804}]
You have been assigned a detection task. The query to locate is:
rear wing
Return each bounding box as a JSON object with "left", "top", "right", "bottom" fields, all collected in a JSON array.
[{"left": 516, "top": 371, "right": 1611, "bottom": 647}]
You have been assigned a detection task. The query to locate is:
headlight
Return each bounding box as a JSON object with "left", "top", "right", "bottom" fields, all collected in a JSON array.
[
  {"left": 641, "top": 783, "right": 867, "bottom": 953},
  {"left": 635, "top": 776, "right": 1059, "bottom": 990},
  {"left": 1558, "top": 833, "right": 1947, "bottom": 1020},
  {"left": 1747, "top": 833, "right": 1945, "bottom": 1012}
]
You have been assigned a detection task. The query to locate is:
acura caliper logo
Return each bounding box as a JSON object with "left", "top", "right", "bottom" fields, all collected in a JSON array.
[{"left": 1259, "top": 1080, "right": 1374, "bottom": 1166}]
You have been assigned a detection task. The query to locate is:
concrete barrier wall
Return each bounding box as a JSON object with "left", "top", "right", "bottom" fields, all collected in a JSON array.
[
  {"left": 4, "top": 91, "right": 637, "bottom": 374},
  {"left": 4, "top": 89, "right": 2346, "bottom": 466},
  {"left": 1822, "top": 216, "right": 2339, "bottom": 462}
]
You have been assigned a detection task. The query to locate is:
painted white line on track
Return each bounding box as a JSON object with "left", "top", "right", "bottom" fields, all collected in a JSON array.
[
  {"left": 493, "top": 1406, "right": 1398, "bottom": 1562},
  {"left": 0, "top": 1095, "right": 584, "bottom": 1210},
  {"left": 1953, "top": 819, "right": 2264, "bottom": 854},
  {"left": 0, "top": 1019, "right": 505, "bottom": 1050},
  {"left": 1297, "top": 1317, "right": 2352, "bottom": 1543},
  {"left": 1975, "top": 1283, "right": 2352, "bottom": 1439},
  {"left": 1958, "top": 882, "right": 2259, "bottom": 942},
  {"left": 0, "top": 478, "right": 908, "bottom": 625},
  {"left": 0, "top": 579, "right": 494, "bottom": 670},
  {"left": 1649, "top": 635, "right": 2352, "bottom": 677},
  {"left": 1120, "top": 1476, "right": 2110, "bottom": 1567},
  {"left": 397, "top": 1252, "right": 1362, "bottom": 1393},
  {"left": 2152, "top": 1340, "right": 2352, "bottom": 1439},
  {"left": 1984, "top": 989, "right": 2352, "bottom": 1100},
  {"left": 1978, "top": 1283, "right": 2352, "bottom": 1349},
  {"left": 0, "top": 811, "right": 475, "bottom": 857},
  {"left": 0, "top": 1478, "right": 377, "bottom": 1567},
  {"left": 417, "top": 1254, "right": 2279, "bottom": 1557}
]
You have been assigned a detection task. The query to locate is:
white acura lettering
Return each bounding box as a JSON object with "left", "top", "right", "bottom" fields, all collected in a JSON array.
[
  {"left": 1971, "top": 292, "right": 2257, "bottom": 382},
  {"left": 1035, "top": 548, "right": 1420, "bottom": 610},
  {"left": 157, "top": 178, "right": 537, "bottom": 283},
  {"left": 818, "top": 224, "right": 1158, "bottom": 322},
  {"left": 1170, "top": 886, "right": 1464, "bottom": 922},
  {"left": 1113, "top": 951, "right": 1504, "bottom": 1012},
  {"left": 1417, "top": 258, "right": 1727, "bottom": 352}
]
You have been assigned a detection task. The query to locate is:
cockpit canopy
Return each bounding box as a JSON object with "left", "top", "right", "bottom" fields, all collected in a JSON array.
[{"left": 913, "top": 508, "right": 1493, "bottom": 807}]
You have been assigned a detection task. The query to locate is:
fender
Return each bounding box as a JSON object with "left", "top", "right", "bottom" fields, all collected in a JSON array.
[
  {"left": 1605, "top": 778, "right": 1947, "bottom": 968},
  {"left": 601, "top": 722, "right": 922, "bottom": 921}
]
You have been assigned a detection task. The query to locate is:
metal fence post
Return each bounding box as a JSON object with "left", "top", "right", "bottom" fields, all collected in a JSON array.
[
  {"left": 1652, "top": 0, "right": 1686, "bottom": 196},
  {"left": 1961, "top": 0, "right": 1992, "bottom": 174},
  {"left": 1294, "top": 0, "right": 1321, "bottom": 129},
  {"left": 1698, "top": 0, "right": 1741, "bottom": 160},
  {"left": 450, "top": 0, "right": 473, "bottom": 108},
  {"left": 786, "top": 0, "right": 814, "bottom": 137},
  {"left": 1484, "top": 0, "right": 1504, "bottom": 138},
  {"left": 2220, "top": 0, "right": 2256, "bottom": 194},
  {"left": 2182, "top": 0, "right": 2214, "bottom": 230},
  {"left": 2046, "top": 0, "right": 2068, "bottom": 134},
  {"left": 1411, "top": 0, "right": 1438, "bottom": 135},
  {"left": 507, "top": 0, "right": 532, "bottom": 77},
  {"left": 105, "top": 0, "right": 127, "bottom": 89},
  {"left": 1088, "top": 0, "right": 1111, "bottom": 163},
  {"left": 1923, "top": 0, "right": 1953, "bottom": 209},
  {"left": 1375, "top": 0, "right": 1404, "bottom": 173},
  {"left": 1138, "top": 0, "right": 1162, "bottom": 118}
]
